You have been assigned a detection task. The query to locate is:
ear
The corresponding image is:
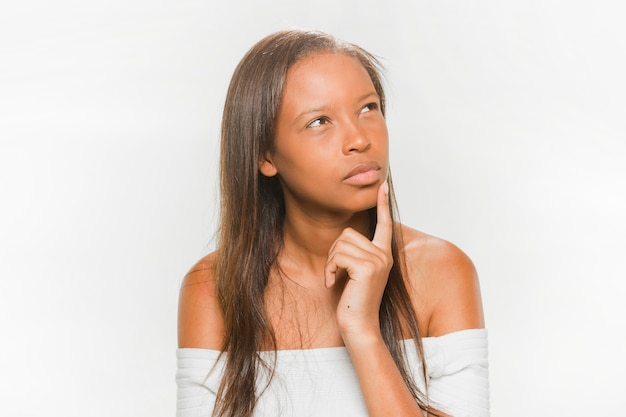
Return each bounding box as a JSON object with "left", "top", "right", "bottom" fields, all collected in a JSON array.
[{"left": 258, "top": 154, "right": 278, "bottom": 177}]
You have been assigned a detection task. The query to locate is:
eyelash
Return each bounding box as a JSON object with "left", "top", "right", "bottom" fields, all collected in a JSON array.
[
  {"left": 306, "top": 102, "right": 379, "bottom": 128},
  {"left": 307, "top": 117, "right": 330, "bottom": 128},
  {"left": 361, "top": 102, "right": 378, "bottom": 113}
]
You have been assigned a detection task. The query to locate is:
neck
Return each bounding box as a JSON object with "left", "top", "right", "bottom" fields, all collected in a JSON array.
[{"left": 280, "top": 207, "right": 372, "bottom": 277}]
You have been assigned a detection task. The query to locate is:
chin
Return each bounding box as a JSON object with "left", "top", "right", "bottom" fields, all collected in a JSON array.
[{"left": 346, "top": 189, "right": 379, "bottom": 213}]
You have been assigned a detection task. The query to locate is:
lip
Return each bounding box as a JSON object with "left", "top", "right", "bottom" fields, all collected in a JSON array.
[{"left": 343, "top": 161, "right": 382, "bottom": 186}]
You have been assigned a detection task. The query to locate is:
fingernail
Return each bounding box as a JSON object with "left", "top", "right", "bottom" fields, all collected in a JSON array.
[{"left": 383, "top": 181, "right": 389, "bottom": 196}]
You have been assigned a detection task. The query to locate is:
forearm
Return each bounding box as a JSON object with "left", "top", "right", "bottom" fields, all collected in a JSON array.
[{"left": 345, "top": 333, "right": 428, "bottom": 417}]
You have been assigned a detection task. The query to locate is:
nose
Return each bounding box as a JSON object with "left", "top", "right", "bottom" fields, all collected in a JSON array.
[{"left": 342, "top": 122, "right": 371, "bottom": 155}]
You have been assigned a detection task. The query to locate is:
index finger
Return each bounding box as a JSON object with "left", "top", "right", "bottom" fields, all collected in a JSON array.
[{"left": 372, "top": 180, "right": 392, "bottom": 250}]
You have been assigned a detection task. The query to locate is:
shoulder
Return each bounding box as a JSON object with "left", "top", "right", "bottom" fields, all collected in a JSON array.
[
  {"left": 177, "top": 252, "right": 225, "bottom": 349},
  {"left": 398, "top": 225, "right": 485, "bottom": 337}
]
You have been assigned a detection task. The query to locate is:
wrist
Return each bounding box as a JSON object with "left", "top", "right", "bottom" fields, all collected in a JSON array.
[{"left": 341, "top": 326, "right": 385, "bottom": 353}]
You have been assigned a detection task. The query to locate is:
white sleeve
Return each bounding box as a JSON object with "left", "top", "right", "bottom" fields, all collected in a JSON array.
[
  {"left": 176, "top": 348, "right": 223, "bottom": 417},
  {"left": 424, "top": 328, "right": 490, "bottom": 417}
]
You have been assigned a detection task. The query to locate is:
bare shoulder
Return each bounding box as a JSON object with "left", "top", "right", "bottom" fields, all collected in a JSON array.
[
  {"left": 178, "top": 251, "right": 225, "bottom": 349},
  {"left": 399, "top": 225, "right": 485, "bottom": 337}
]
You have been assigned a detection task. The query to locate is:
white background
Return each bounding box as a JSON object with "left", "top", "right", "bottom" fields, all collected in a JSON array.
[{"left": 1, "top": 1, "right": 625, "bottom": 416}]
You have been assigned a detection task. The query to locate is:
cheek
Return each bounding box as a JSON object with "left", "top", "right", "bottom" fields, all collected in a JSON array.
[
  {"left": 363, "top": 116, "right": 389, "bottom": 145},
  {"left": 377, "top": 119, "right": 389, "bottom": 143},
  {"left": 281, "top": 155, "right": 338, "bottom": 184},
  {"left": 274, "top": 139, "right": 336, "bottom": 172}
]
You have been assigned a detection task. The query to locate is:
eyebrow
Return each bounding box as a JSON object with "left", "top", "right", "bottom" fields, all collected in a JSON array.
[{"left": 293, "top": 91, "right": 379, "bottom": 123}]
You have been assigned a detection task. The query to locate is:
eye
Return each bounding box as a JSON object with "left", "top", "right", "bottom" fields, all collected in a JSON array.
[
  {"left": 307, "top": 116, "right": 330, "bottom": 128},
  {"left": 360, "top": 102, "right": 379, "bottom": 113}
]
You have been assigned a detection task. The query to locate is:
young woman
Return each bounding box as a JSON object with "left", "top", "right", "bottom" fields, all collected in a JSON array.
[{"left": 177, "top": 30, "right": 489, "bottom": 417}]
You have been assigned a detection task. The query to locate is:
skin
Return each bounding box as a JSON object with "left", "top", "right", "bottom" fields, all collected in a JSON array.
[{"left": 178, "top": 52, "right": 485, "bottom": 416}]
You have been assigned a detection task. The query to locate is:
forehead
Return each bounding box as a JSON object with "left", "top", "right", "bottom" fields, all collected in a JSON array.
[{"left": 281, "top": 52, "right": 375, "bottom": 107}]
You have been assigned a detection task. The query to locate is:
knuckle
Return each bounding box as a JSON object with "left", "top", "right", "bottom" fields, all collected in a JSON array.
[{"left": 334, "top": 240, "right": 348, "bottom": 251}]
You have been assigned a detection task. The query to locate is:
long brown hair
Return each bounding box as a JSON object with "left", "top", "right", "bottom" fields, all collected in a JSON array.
[{"left": 215, "top": 30, "right": 438, "bottom": 417}]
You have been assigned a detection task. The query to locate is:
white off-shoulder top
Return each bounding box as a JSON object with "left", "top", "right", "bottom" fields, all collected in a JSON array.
[{"left": 176, "top": 328, "right": 489, "bottom": 417}]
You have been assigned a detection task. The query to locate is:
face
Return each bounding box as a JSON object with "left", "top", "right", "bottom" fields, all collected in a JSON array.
[{"left": 260, "top": 52, "right": 389, "bottom": 216}]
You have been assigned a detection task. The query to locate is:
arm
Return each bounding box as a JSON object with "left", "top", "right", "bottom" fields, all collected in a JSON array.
[
  {"left": 177, "top": 255, "right": 225, "bottom": 416},
  {"left": 325, "top": 182, "right": 427, "bottom": 416},
  {"left": 420, "top": 238, "right": 485, "bottom": 338},
  {"left": 415, "top": 239, "right": 487, "bottom": 417},
  {"left": 404, "top": 228, "right": 487, "bottom": 417},
  {"left": 178, "top": 253, "right": 224, "bottom": 349},
  {"left": 344, "top": 334, "right": 429, "bottom": 416},
  {"left": 326, "top": 182, "right": 487, "bottom": 416}
]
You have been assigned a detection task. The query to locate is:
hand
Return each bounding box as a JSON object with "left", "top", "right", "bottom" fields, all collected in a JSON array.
[{"left": 325, "top": 181, "right": 393, "bottom": 341}]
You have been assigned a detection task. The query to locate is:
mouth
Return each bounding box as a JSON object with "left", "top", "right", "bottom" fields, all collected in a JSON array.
[{"left": 343, "top": 161, "right": 382, "bottom": 186}]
